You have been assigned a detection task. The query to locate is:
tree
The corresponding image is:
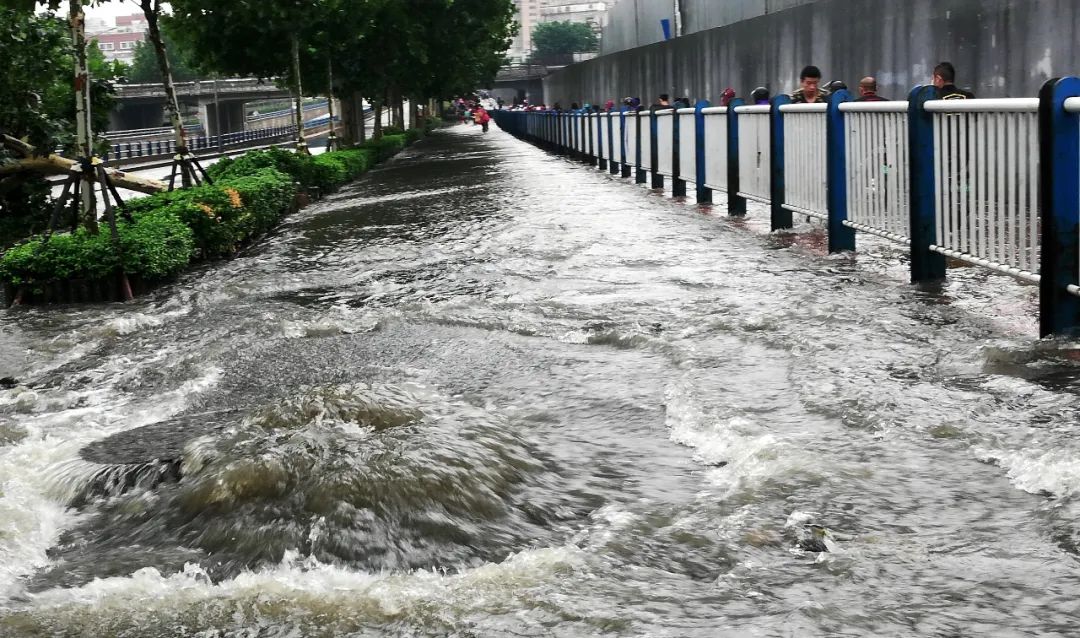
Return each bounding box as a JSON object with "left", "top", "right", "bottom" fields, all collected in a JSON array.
[
  {"left": 127, "top": 30, "right": 197, "bottom": 84},
  {"left": 0, "top": 6, "right": 142, "bottom": 243},
  {"left": 168, "top": 0, "right": 347, "bottom": 154},
  {"left": 531, "top": 20, "right": 598, "bottom": 57},
  {"left": 331, "top": 0, "right": 516, "bottom": 137}
]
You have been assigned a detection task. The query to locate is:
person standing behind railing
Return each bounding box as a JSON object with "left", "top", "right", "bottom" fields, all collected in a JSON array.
[
  {"left": 789, "top": 66, "right": 830, "bottom": 104},
  {"left": 854, "top": 77, "right": 888, "bottom": 102},
  {"left": 750, "top": 87, "right": 770, "bottom": 105},
  {"left": 649, "top": 94, "right": 672, "bottom": 112},
  {"left": 932, "top": 62, "right": 976, "bottom": 100}
]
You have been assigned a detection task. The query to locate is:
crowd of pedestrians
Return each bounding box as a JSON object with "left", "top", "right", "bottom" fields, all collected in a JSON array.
[{"left": 491, "top": 61, "right": 974, "bottom": 116}]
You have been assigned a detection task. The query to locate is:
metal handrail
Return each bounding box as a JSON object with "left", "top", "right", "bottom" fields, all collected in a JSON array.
[
  {"left": 925, "top": 98, "right": 1038, "bottom": 113},
  {"left": 839, "top": 101, "right": 909, "bottom": 113}
]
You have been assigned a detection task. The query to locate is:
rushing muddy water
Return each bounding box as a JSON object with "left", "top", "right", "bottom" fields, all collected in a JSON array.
[{"left": 1, "top": 124, "right": 1079, "bottom": 636}]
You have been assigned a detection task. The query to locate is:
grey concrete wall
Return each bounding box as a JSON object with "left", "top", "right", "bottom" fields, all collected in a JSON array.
[
  {"left": 602, "top": 0, "right": 821, "bottom": 56},
  {"left": 555, "top": 0, "right": 1080, "bottom": 105},
  {"left": 600, "top": 0, "right": 675, "bottom": 55}
]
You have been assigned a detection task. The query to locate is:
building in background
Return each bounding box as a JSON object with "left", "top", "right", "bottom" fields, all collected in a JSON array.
[
  {"left": 540, "top": 1, "right": 609, "bottom": 30},
  {"left": 87, "top": 13, "right": 148, "bottom": 62},
  {"left": 506, "top": 0, "right": 610, "bottom": 63},
  {"left": 507, "top": 0, "right": 545, "bottom": 63}
]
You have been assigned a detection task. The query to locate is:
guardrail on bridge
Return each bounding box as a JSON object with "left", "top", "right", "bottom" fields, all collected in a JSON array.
[{"left": 491, "top": 78, "right": 1080, "bottom": 338}]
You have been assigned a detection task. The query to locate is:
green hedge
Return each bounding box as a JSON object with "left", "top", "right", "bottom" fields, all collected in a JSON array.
[
  {"left": 0, "top": 128, "right": 426, "bottom": 295},
  {"left": 0, "top": 208, "right": 194, "bottom": 287},
  {"left": 363, "top": 134, "right": 407, "bottom": 163},
  {"left": 207, "top": 146, "right": 386, "bottom": 194},
  {"left": 123, "top": 167, "right": 296, "bottom": 260}
]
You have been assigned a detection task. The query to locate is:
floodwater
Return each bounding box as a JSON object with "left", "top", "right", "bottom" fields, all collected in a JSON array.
[{"left": 1, "top": 123, "right": 1079, "bottom": 637}]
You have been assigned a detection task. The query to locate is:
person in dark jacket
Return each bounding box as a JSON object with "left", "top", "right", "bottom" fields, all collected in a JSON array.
[
  {"left": 932, "top": 62, "right": 975, "bottom": 99},
  {"left": 854, "top": 77, "right": 887, "bottom": 102},
  {"left": 750, "top": 87, "right": 770, "bottom": 105}
]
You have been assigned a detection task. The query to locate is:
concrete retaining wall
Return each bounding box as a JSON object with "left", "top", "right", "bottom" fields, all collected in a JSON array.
[{"left": 556, "top": 0, "right": 1080, "bottom": 105}]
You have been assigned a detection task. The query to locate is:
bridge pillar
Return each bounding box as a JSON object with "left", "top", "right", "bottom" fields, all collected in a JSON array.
[{"left": 199, "top": 99, "right": 247, "bottom": 137}]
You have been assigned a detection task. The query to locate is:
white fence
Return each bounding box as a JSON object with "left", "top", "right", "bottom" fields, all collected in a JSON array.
[
  {"left": 702, "top": 107, "right": 728, "bottom": 191},
  {"left": 656, "top": 110, "right": 675, "bottom": 177},
  {"left": 639, "top": 111, "right": 653, "bottom": 171},
  {"left": 678, "top": 108, "right": 698, "bottom": 183},
  {"left": 734, "top": 105, "right": 771, "bottom": 203},
  {"left": 597, "top": 114, "right": 608, "bottom": 160},
  {"left": 624, "top": 113, "right": 639, "bottom": 167},
  {"left": 612, "top": 113, "right": 625, "bottom": 164},
  {"left": 841, "top": 101, "right": 911, "bottom": 244},
  {"left": 928, "top": 98, "right": 1040, "bottom": 281},
  {"left": 780, "top": 103, "right": 828, "bottom": 219}
]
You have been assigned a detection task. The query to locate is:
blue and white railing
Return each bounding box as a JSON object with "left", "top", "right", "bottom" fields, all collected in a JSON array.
[
  {"left": 842, "top": 100, "right": 911, "bottom": 244},
  {"left": 491, "top": 78, "right": 1080, "bottom": 336}
]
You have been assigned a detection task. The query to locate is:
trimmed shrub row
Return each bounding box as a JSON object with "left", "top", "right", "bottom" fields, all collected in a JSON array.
[{"left": 1, "top": 128, "right": 429, "bottom": 302}]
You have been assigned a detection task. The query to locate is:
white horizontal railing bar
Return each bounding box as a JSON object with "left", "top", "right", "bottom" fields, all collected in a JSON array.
[
  {"left": 737, "top": 192, "right": 772, "bottom": 204},
  {"left": 654, "top": 109, "right": 676, "bottom": 117},
  {"left": 1068, "top": 284, "right": 1080, "bottom": 296},
  {"left": 735, "top": 105, "right": 772, "bottom": 114},
  {"left": 1064, "top": 97, "right": 1080, "bottom": 113},
  {"left": 783, "top": 203, "right": 828, "bottom": 220},
  {"left": 701, "top": 107, "right": 728, "bottom": 115},
  {"left": 779, "top": 103, "right": 828, "bottom": 113},
  {"left": 842, "top": 220, "right": 912, "bottom": 246},
  {"left": 929, "top": 245, "right": 1042, "bottom": 283},
  {"left": 925, "top": 98, "right": 1038, "bottom": 113},
  {"left": 839, "top": 101, "right": 909, "bottom": 113},
  {"left": 677, "top": 108, "right": 697, "bottom": 115}
]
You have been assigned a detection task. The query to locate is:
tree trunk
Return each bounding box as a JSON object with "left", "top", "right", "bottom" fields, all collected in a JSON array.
[
  {"left": 357, "top": 93, "right": 367, "bottom": 143},
  {"left": 290, "top": 34, "right": 309, "bottom": 155},
  {"left": 140, "top": 0, "right": 189, "bottom": 185},
  {"left": 339, "top": 93, "right": 356, "bottom": 146},
  {"left": 373, "top": 98, "right": 383, "bottom": 140},
  {"left": 2, "top": 135, "right": 167, "bottom": 194},
  {"left": 326, "top": 60, "right": 336, "bottom": 151},
  {"left": 360, "top": 92, "right": 369, "bottom": 143},
  {"left": 69, "top": 0, "right": 97, "bottom": 232},
  {"left": 392, "top": 90, "right": 405, "bottom": 129}
]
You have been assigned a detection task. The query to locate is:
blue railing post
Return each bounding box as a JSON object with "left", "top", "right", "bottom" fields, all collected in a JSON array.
[
  {"left": 635, "top": 110, "right": 646, "bottom": 184},
  {"left": 608, "top": 112, "right": 618, "bottom": 174},
  {"left": 557, "top": 112, "right": 566, "bottom": 155},
  {"left": 587, "top": 111, "right": 597, "bottom": 166},
  {"left": 569, "top": 111, "right": 577, "bottom": 158},
  {"left": 769, "top": 95, "right": 792, "bottom": 230},
  {"left": 620, "top": 108, "right": 632, "bottom": 178},
  {"left": 672, "top": 108, "right": 686, "bottom": 197},
  {"left": 694, "top": 100, "right": 712, "bottom": 204},
  {"left": 570, "top": 111, "right": 577, "bottom": 157},
  {"left": 1039, "top": 76, "right": 1080, "bottom": 338},
  {"left": 827, "top": 89, "right": 856, "bottom": 253},
  {"left": 596, "top": 111, "right": 607, "bottom": 171},
  {"left": 727, "top": 99, "right": 747, "bottom": 215},
  {"left": 908, "top": 85, "right": 947, "bottom": 283},
  {"left": 650, "top": 110, "right": 663, "bottom": 188}
]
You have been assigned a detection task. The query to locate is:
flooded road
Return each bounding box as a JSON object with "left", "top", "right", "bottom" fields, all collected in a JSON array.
[{"left": 1, "top": 124, "right": 1079, "bottom": 636}]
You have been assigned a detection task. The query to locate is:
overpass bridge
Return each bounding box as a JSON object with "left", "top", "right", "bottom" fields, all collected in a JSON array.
[{"left": 111, "top": 78, "right": 294, "bottom": 135}]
